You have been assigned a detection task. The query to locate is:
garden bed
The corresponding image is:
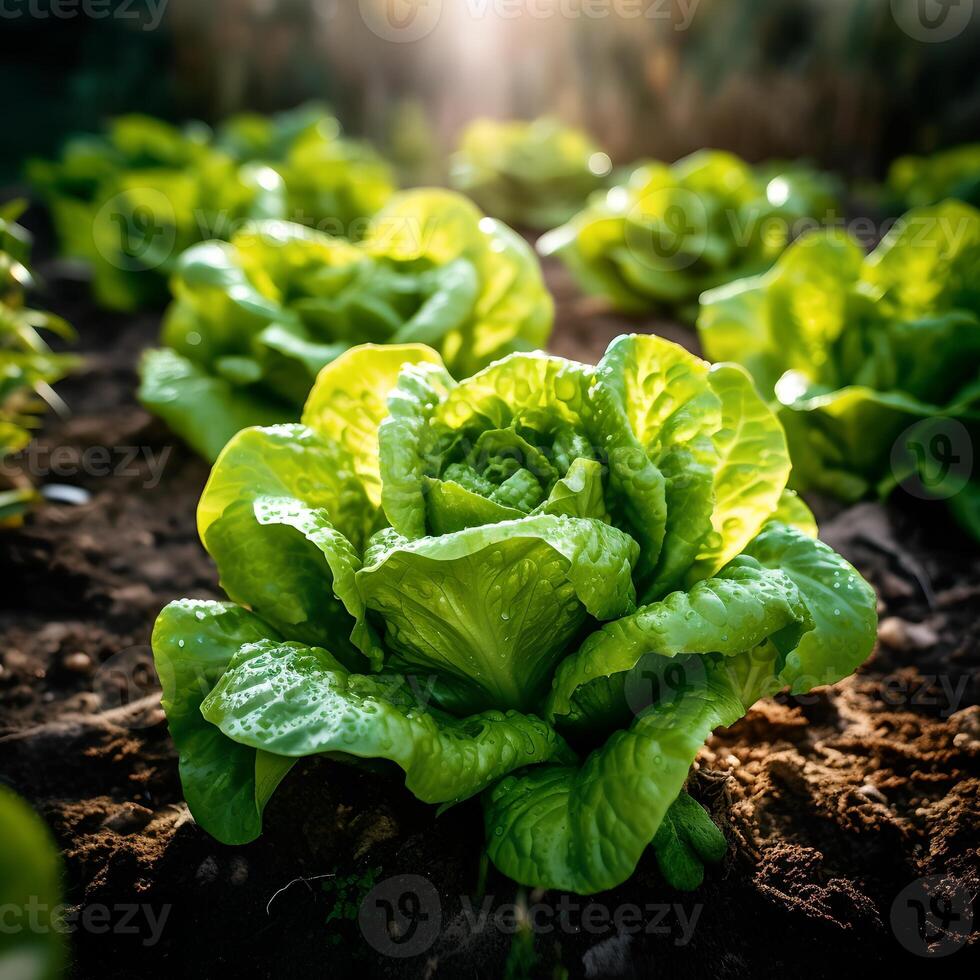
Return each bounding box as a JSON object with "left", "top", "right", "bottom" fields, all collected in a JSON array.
[{"left": 0, "top": 224, "right": 977, "bottom": 978}]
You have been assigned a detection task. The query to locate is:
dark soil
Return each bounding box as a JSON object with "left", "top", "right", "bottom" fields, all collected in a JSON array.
[{"left": 1, "top": 227, "right": 977, "bottom": 979}]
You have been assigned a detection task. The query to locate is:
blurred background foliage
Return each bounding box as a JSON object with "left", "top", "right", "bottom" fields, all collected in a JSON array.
[{"left": 0, "top": 0, "right": 978, "bottom": 185}]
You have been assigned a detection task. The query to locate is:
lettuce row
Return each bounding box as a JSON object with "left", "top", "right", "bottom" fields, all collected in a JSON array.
[
  {"left": 539, "top": 150, "right": 840, "bottom": 320},
  {"left": 0, "top": 202, "right": 79, "bottom": 525},
  {"left": 28, "top": 114, "right": 286, "bottom": 312},
  {"left": 152, "top": 335, "right": 876, "bottom": 894},
  {"left": 138, "top": 190, "right": 553, "bottom": 460},
  {"left": 697, "top": 200, "right": 980, "bottom": 540},
  {"left": 28, "top": 107, "right": 394, "bottom": 312},
  {"left": 450, "top": 117, "right": 612, "bottom": 230}
]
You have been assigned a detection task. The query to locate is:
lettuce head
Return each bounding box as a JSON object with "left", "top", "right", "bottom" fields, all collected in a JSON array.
[
  {"left": 698, "top": 199, "right": 980, "bottom": 539},
  {"left": 28, "top": 114, "right": 285, "bottom": 311},
  {"left": 138, "top": 189, "right": 553, "bottom": 460},
  {"left": 887, "top": 143, "right": 980, "bottom": 211},
  {"left": 540, "top": 150, "right": 840, "bottom": 321},
  {"left": 152, "top": 334, "right": 876, "bottom": 894},
  {"left": 28, "top": 107, "right": 393, "bottom": 312},
  {"left": 450, "top": 117, "right": 612, "bottom": 230}
]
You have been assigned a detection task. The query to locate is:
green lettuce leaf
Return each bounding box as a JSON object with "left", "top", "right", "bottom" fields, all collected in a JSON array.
[
  {"left": 200, "top": 638, "right": 570, "bottom": 804},
  {"left": 744, "top": 522, "right": 877, "bottom": 692},
  {"left": 364, "top": 190, "right": 554, "bottom": 377},
  {"left": 768, "top": 489, "right": 817, "bottom": 537},
  {"left": 485, "top": 646, "right": 767, "bottom": 894},
  {"left": 686, "top": 363, "right": 792, "bottom": 582},
  {"left": 152, "top": 600, "right": 570, "bottom": 844},
  {"left": 198, "top": 424, "right": 378, "bottom": 666},
  {"left": 197, "top": 422, "right": 372, "bottom": 545},
  {"left": 357, "top": 514, "right": 638, "bottom": 713},
  {"left": 152, "top": 599, "right": 297, "bottom": 845},
  {"left": 138, "top": 348, "right": 288, "bottom": 462},
  {"left": 593, "top": 334, "right": 721, "bottom": 598},
  {"left": 141, "top": 189, "right": 554, "bottom": 459},
  {"left": 303, "top": 343, "right": 449, "bottom": 508},
  {"left": 546, "top": 556, "right": 811, "bottom": 729},
  {"left": 887, "top": 143, "right": 980, "bottom": 211},
  {"left": 650, "top": 790, "right": 728, "bottom": 891},
  {"left": 0, "top": 786, "right": 65, "bottom": 980},
  {"left": 204, "top": 496, "right": 380, "bottom": 669}
]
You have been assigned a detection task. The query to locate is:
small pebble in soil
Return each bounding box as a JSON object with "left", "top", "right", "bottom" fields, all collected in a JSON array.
[
  {"left": 62, "top": 692, "right": 101, "bottom": 713},
  {"left": 857, "top": 783, "right": 887, "bottom": 804},
  {"left": 109, "top": 584, "right": 156, "bottom": 616},
  {"left": 4, "top": 650, "right": 30, "bottom": 672},
  {"left": 878, "top": 571, "right": 915, "bottom": 601},
  {"left": 62, "top": 651, "right": 93, "bottom": 674},
  {"left": 101, "top": 803, "right": 155, "bottom": 834},
  {"left": 38, "top": 622, "right": 72, "bottom": 652},
  {"left": 41, "top": 483, "right": 92, "bottom": 506},
  {"left": 583, "top": 931, "right": 633, "bottom": 978},
  {"left": 228, "top": 856, "right": 249, "bottom": 886},
  {"left": 196, "top": 856, "right": 220, "bottom": 885},
  {"left": 877, "top": 616, "right": 939, "bottom": 652},
  {"left": 949, "top": 705, "right": 980, "bottom": 743}
]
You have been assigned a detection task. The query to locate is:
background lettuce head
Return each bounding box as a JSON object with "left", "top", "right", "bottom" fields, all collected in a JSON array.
[
  {"left": 539, "top": 150, "right": 840, "bottom": 321},
  {"left": 138, "top": 189, "right": 553, "bottom": 460},
  {"left": 886, "top": 143, "right": 980, "bottom": 211},
  {"left": 450, "top": 116, "right": 612, "bottom": 230},
  {"left": 28, "top": 114, "right": 287, "bottom": 311},
  {"left": 28, "top": 107, "right": 393, "bottom": 312},
  {"left": 153, "top": 334, "right": 876, "bottom": 895},
  {"left": 698, "top": 199, "right": 980, "bottom": 538}
]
